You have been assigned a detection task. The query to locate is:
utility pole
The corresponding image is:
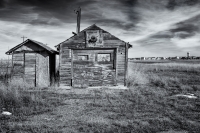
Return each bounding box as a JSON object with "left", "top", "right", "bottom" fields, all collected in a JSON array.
[
  {"left": 21, "top": 36, "right": 27, "bottom": 42},
  {"left": 74, "top": 7, "right": 81, "bottom": 34}
]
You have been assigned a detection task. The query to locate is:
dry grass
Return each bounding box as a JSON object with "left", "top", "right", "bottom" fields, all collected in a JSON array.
[
  {"left": 0, "top": 80, "right": 66, "bottom": 132},
  {"left": 0, "top": 60, "right": 200, "bottom": 132}
]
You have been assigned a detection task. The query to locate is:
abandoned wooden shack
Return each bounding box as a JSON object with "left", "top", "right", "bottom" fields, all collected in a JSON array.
[
  {"left": 5, "top": 39, "right": 58, "bottom": 87},
  {"left": 55, "top": 24, "right": 132, "bottom": 88}
]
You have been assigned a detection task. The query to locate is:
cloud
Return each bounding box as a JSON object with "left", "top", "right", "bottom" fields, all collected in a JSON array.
[
  {"left": 0, "top": 0, "right": 140, "bottom": 29},
  {"left": 167, "top": 0, "right": 200, "bottom": 9},
  {"left": 125, "top": 0, "right": 200, "bottom": 57},
  {"left": 0, "top": 0, "right": 94, "bottom": 24},
  {"left": 0, "top": 0, "right": 200, "bottom": 58},
  {"left": 171, "top": 33, "right": 200, "bottom": 48},
  {"left": 0, "top": 20, "right": 80, "bottom": 58}
]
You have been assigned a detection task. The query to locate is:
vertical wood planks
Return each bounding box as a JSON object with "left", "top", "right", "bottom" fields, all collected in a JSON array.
[
  {"left": 24, "top": 53, "right": 36, "bottom": 87},
  {"left": 12, "top": 53, "right": 24, "bottom": 82},
  {"left": 72, "top": 49, "right": 116, "bottom": 88},
  {"left": 124, "top": 43, "right": 129, "bottom": 86},
  {"left": 59, "top": 46, "right": 72, "bottom": 87},
  {"left": 36, "top": 51, "right": 50, "bottom": 87},
  {"left": 59, "top": 25, "right": 129, "bottom": 87}
]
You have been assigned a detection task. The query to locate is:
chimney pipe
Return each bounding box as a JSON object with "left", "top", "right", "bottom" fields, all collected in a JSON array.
[{"left": 75, "top": 7, "right": 81, "bottom": 34}]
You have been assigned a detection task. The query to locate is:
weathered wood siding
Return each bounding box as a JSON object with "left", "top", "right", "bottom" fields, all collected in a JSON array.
[
  {"left": 36, "top": 51, "right": 50, "bottom": 87},
  {"left": 49, "top": 54, "right": 56, "bottom": 85},
  {"left": 11, "top": 41, "right": 56, "bottom": 87},
  {"left": 72, "top": 49, "right": 115, "bottom": 87},
  {"left": 59, "top": 25, "right": 128, "bottom": 87},
  {"left": 59, "top": 47, "right": 72, "bottom": 87},
  {"left": 24, "top": 53, "right": 36, "bottom": 87},
  {"left": 12, "top": 53, "right": 24, "bottom": 82},
  {"left": 15, "top": 42, "right": 44, "bottom": 52}
]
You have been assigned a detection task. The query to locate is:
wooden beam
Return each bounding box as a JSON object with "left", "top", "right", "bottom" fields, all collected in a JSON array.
[
  {"left": 115, "top": 48, "right": 118, "bottom": 86},
  {"left": 23, "top": 51, "right": 25, "bottom": 82},
  {"left": 124, "top": 43, "right": 128, "bottom": 86},
  {"left": 71, "top": 47, "right": 118, "bottom": 50},
  {"left": 13, "top": 50, "right": 47, "bottom": 54},
  {"left": 35, "top": 53, "right": 36, "bottom": 87},
  {"left": 71, "top": 49, "right": 73, "bottom": 87},
  {"left": 11, "top": 52, "right": 13, "bottom": 79}
]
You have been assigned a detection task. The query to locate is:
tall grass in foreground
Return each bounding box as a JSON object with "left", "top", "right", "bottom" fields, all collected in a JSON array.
[
  {"left": 0, "top": 81, "right": 66, "bottom": 132},
  {"left": 0, "top": 83, "right": 48, "bottom": 117},
  {"left": 0, "top": 61, "right": 199, "bottom": 132},
  {"left": 0, "top": 79, "right": 64, "bottom": 117}
]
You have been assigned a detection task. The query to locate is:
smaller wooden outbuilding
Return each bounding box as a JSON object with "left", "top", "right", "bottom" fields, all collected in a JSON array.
[{"left": 5, "top": 39, "right": 58, "bottom": 87}]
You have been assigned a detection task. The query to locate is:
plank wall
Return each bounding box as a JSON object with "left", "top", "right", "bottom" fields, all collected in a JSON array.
[
  {"left": 72, "top": 49, "right": 115, "bottom": 87},
  {"left": 36, "top": 51, "right": 50, "bottom": 87},
  {"left": 24, "top": 53, "right": 36, "bottom": 87},
  {"left": 12, "top": 53, "right": 24, "bottom": 82},
  {"left": 49, "top": 54, "right": 56, "bottom": 85},
  {"left": 60, "top": 31, "right": 126, "bottom": 86},
  {"left": 12, "top": 42, "right": 55, "bottom": 87},
  {"left": 59, "top": 47, "right": 72, "bottom": 87}
]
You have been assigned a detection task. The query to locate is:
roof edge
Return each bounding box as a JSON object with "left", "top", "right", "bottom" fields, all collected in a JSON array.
[
  {"left": 54, "top": 24, "right": 132, "bottom": 48},
  {"left": 55, "top": 24, "right": 97, "bottom": 47},
  {"left": 6, "top": 39, "right": 58, "bottom": 55}
]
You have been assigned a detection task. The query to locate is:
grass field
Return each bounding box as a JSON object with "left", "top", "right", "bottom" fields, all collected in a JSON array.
[{"left": 0, "top": 60, "right": 200, "bottom": 132}]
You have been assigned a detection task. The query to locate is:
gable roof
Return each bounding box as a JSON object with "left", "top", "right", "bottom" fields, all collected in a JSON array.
[
  {"left": 6, "top": 39, "right": 58, "bottom": 55},
  {"left": 55, "top": 24, "right": 132, "bottom": 48}
]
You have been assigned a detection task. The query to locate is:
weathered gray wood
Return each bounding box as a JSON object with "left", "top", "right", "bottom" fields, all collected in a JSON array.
[
  {"left": 71, "top": 49, "right": 116, "bottom": 87},
  {"left": 36, "top": 51, "right": 50, "bottom": 87},
  {"left": 12, "top": 53, "right": 24, "bottom": 80},
  {"left": 71, "top": 50, "right": 73, "bottom": 86},
  {"left": 124, "top": 43, "right": 128, "bottom": 86},
  {"left": 59, "top": 47, "right": 72, "bottom": 87},
  {"left": 58, "top": 24, "right": 129, "bottom": 87},
  {"left": 24, "top": 53, "right": 36, "bottom": 87},
  {"left": 9, "top": 40, "right": 57, "bottom": 87}
]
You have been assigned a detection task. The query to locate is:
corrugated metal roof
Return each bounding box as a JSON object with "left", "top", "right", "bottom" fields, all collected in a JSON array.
[{"left": 5, "top": 39, "right": 58, "bottom": 55}]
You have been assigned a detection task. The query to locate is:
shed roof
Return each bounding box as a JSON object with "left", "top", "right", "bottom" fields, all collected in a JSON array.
[
  {"left": 55, "top": 24, "right": 132, "bottom": 48},
  {"left": 5, "top": 39, "right": 58, "bottom": 55}
]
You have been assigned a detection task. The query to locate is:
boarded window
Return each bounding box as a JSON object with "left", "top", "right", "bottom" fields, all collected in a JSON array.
[
  {"left": 97, "top": 54, "right": 111, "bottom": 62},
  {"left": 78, "top": 55, "right": 88, "bottom": 61}
]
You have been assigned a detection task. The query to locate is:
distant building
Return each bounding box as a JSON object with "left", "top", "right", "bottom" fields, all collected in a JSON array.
[
  {"left": 156, "top": 57, "right": 163, "bottom": 60},
  {"left": 187, "top": 52, "right": 190, "bottom": 58},
  {"left": 171, "top": 56, "right": 179, "bottom": 59}
]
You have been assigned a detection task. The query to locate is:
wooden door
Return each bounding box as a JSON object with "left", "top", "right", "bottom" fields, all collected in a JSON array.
[
  {"left": 72, "top": 49, "right": 116, "bottom": 88},
  {"left": 36, "top": 52, "right": 50, "bottom": 87},
  {"left": 97, "top": 53, "right": 116, "bottom": 86},
  {"left": 24, "top": 53, "right": 36, "bottom": 87}
]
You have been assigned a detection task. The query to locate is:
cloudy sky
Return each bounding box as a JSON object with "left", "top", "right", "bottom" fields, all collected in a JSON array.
[{"left": 0, "top": 0, "right": 200, "bottom": 58}]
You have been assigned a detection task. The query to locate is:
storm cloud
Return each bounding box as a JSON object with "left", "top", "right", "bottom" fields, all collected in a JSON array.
[{"left": 0, "top": 0, "right": 200, "bottom": 58}]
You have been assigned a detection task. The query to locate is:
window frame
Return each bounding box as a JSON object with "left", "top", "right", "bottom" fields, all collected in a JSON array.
[
  {"left": 97, "top": 53, "right": 111, "bottom": 62},
  {"left": 77, "top": 55, "right": 89, "bottom": 61}
]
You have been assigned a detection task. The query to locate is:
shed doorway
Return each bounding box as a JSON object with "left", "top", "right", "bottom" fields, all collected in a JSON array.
[
  {"left": 72, "top": 49, "right": 117, "bottom": 88},
  {"left": 24, "top": 53, "right": 36, "bottom": 87},
  {"left": 23, "top": 52, "right": 50, "bottom": 87}
]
